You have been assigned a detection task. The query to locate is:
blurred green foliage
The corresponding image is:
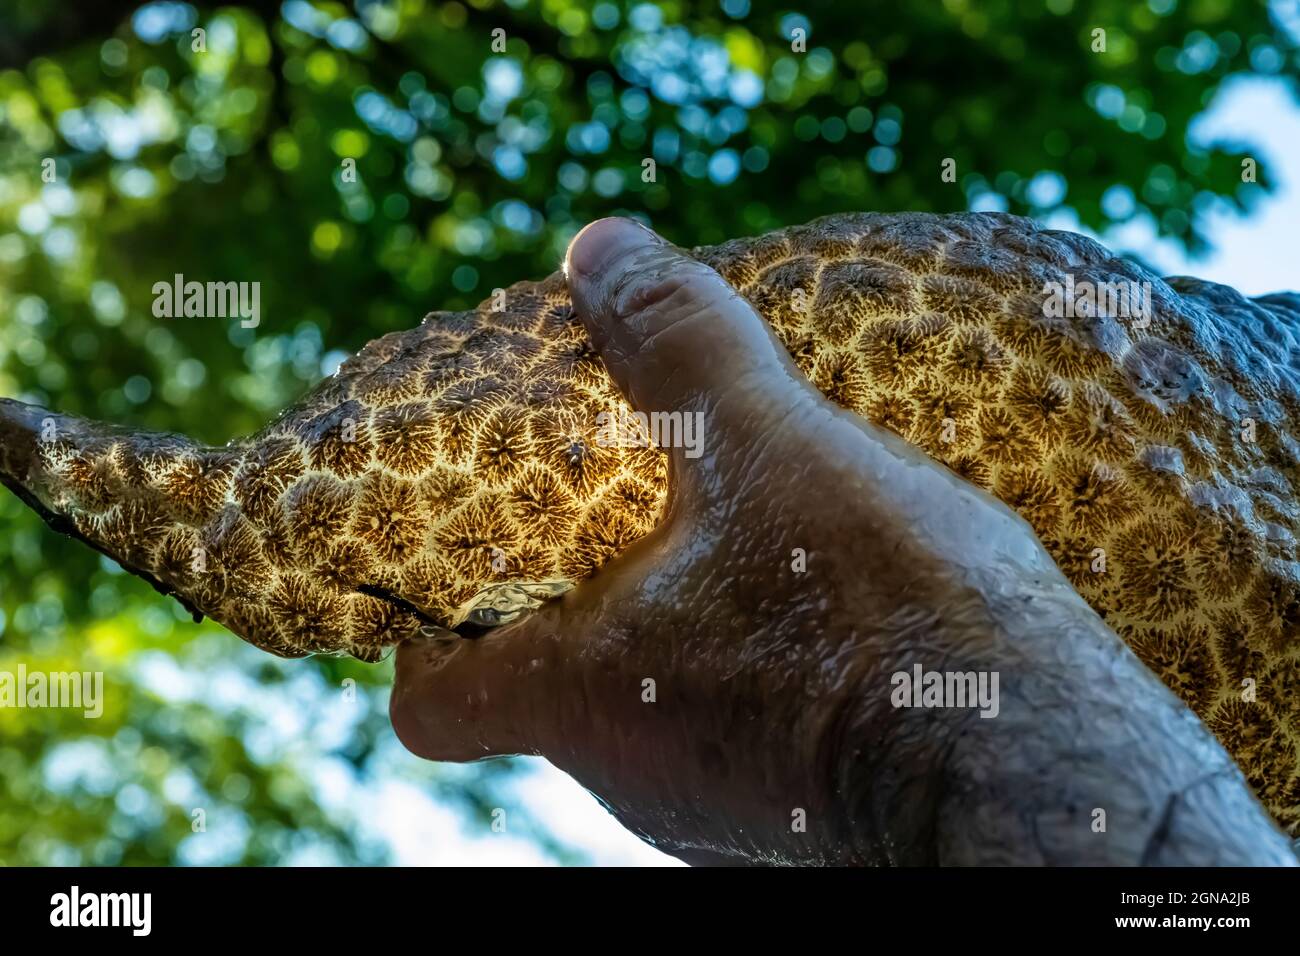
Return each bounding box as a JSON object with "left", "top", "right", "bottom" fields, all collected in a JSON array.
[{"left": 0, "top": 0, "right": 1296, "bottom": 864}]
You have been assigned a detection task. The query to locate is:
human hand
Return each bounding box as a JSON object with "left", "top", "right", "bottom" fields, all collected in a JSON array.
[{"left": 390, "top": 218, "right": 1293, "bottom": 866}]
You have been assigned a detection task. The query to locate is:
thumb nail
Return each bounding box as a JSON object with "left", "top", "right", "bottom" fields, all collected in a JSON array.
[{"left": 565, "top": 217, "right": 660, "bottom": 281}]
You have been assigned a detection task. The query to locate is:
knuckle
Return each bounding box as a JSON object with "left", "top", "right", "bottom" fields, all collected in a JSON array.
[{"left": 609, "top": 256, "right": 720, "bottom": 327}]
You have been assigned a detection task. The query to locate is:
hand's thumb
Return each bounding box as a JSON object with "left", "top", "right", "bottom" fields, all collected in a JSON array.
[{"left": 564, "top": 217, "right": 803, "bottom": 426}]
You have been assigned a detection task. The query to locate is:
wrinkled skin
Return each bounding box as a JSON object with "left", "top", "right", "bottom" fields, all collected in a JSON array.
[{"left": 390, "top": 219, "right": 1296, "bottom": 866}]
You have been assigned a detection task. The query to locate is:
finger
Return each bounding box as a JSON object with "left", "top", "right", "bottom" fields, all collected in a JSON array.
[
  {"left": 564, "top": 217, "right": 808, "bottom": 425},
  {"left": 390, "top": 620, "right": 564, "bottom": 762},
  {"left": 390, "top": 548, "right": 662, "bottom": 765}
]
